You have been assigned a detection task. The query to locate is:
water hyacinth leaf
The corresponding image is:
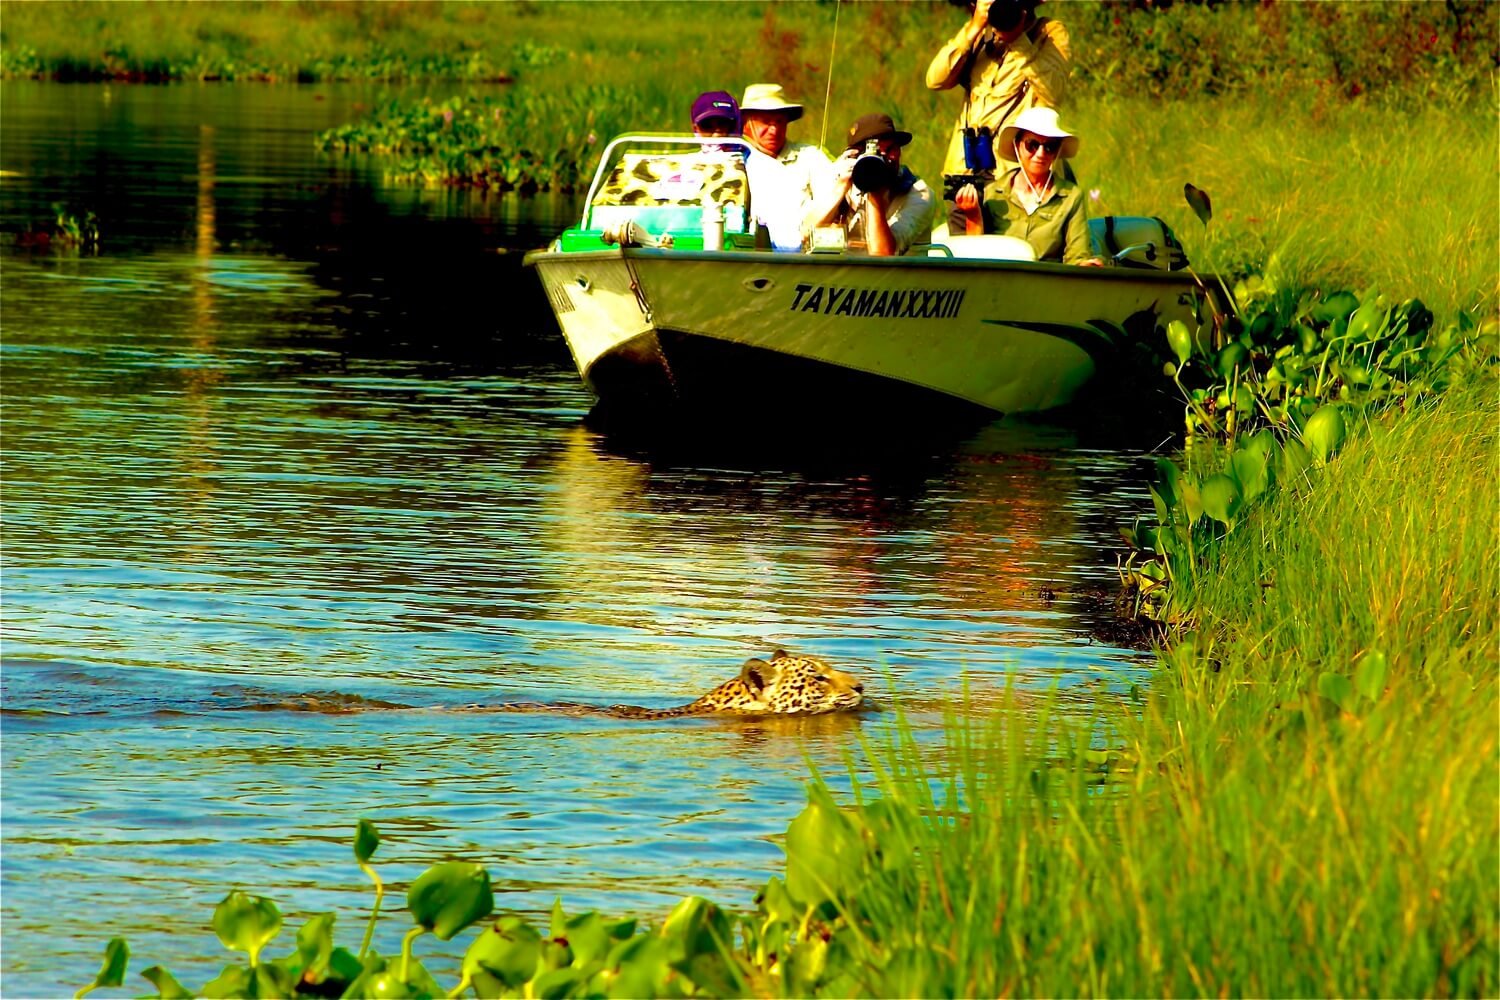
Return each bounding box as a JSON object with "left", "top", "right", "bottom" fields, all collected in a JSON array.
[
  {"left": 1148, "top": 486, "right": 1169, "bottom": 525},
  {"left": 212, "top": 891, "right": 282, "bottom": 958},
  {"left": 1166, "top": 319, "right": 1193, "bottom": 366},
  {"left": 1303, "top": 405, "right": 1347, "bottom": 464},
  {"left": 1230, "top": 446, "right": 1270, "bottom": 503},
  {"left": 407, "top": 861, "right": 494, "bottom": 940},
  {"left": 758, "top": 875, "right": 799, "bottom": 924},
  {"left": 365, "top": 971, "right": 414, "bottom": 998},
  {"left": 540, "top": 936, "right": 573, "bottom": 972},
  {"left": 294, "top": 912, "right": 337, "bottom": 983},
  {"left": 1346, "top": 298, "right": 1386, "bottom": 342},
  {"left": 200, "top": 963, "right": 252, "bottom": 998},
  {"left": 1355, "top": 651, "right": 1388, "bottom": 702},
  {"left": 1153, "top": 457, "right": 1182, "bottom": 508},
  {"left": 532, "top": 966, "right": 586, "bottom": 1000},
  {"left": 603, "top": 935, "right": 672, "bottom": 999},
  {"left": 463, "top": 915, "right": 542, "bottom": 988},
  {"left": 661, "top": 896, "right": 733, "bottom": 963},
  {"left": 354, "top": 819, "right": 380, "bottom": 864},
  {"left": 784, "top": 792, "right": 865, "bottom": 907},
  {"left": 140, "top": 965, "right": 192, "bottom": 1000},
  {"left": 1310, "top": 289, "right": 1359, "bottom": 324},
  {"left": 550, "top": 897, "right": 568, "bottom": 941},
  {"left": 1216, "top": 341, "right": 1248, "bottom": 377},
  {"left": 1183, "top": 182, "right": 1212, "bottom": 227},
  {"left": 81, "top": 937, "right": 128, "bottom": 996},
  {"left": 562, "top": 911, "right": 611, "bottom": 966},
  {"left": 1318, "top": 672, "right": 1357, "bottom": 714},
  {"left": 1180, "top": 478, "right": 1204, "bottom": 526},
  {"left": 1199, "top": 474, "right": 1241, "bottom": 527}
]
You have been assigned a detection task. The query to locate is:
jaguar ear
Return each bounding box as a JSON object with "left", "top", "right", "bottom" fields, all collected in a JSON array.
[
  {"left": 770, "top": 649, "right": 789, "bottom": 661},
  {"left": 741, "top": 657, "right": 773, "bottom": 692}
]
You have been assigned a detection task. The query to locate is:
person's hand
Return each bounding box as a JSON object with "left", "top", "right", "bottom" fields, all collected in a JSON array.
[
  {"left": 866, "top": 186, "right": 890, "bottom": 211},
  {"left": 1078, "top": 258, "right": 1105, "bottom": 268},
  {"left": 956, "top": 183, "right": 984, "bottom": 236},
  {"left": 832, "top": 148, "right": 857, "bottom": 189},
  {"left": 968, "top": 0, "right": 993, "bottom": 34}
]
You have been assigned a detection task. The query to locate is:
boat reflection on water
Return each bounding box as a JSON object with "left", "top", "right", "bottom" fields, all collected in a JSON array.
[{"left": 534, "top": 416, "right": 1152, "bottom": 705}]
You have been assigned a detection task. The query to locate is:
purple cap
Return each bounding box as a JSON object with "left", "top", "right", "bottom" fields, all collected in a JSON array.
[{"left": 691, "top": 91, "right": 741, "bottom": 130}]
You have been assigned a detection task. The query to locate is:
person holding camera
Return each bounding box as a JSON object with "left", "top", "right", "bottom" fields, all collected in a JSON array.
[
  {"left": 948, "top": 107, "right": 1101, "bottom": 266},
  {"left": 926, "top": 0, "right": 1071, "bottom": 185},
  {"left": 739, "top": 83, "right": 840, "bottom": 252},
  {"left": 827, "top": 113, "right": 934, "bottom": 257}
]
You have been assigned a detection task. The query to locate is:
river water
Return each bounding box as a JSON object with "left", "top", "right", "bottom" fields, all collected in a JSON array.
[{"left": 0, "top": 82, "right": 1156, "bottom": 994}]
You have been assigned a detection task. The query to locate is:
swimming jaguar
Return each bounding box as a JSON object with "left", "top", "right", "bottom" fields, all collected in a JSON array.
[{"left": 477, "top": 650, "right": 865, "bottom": 719}]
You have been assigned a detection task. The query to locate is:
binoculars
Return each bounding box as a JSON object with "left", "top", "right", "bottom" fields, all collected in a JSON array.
[
  {"left": 962, "top": 126, "right": 997, "bottom": 172},
  {"left": 851, "top": 139, "right": 898, "bottom": 193}
]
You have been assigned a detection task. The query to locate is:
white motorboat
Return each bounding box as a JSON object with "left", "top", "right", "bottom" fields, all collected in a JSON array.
[{"left": 525, "top": 134, "right": 1224, "bottom": 428}]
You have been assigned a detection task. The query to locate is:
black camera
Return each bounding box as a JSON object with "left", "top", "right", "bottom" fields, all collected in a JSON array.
[
  {"left": 942, "top": 173, "right": 988, "bottom": 203},
  {"left": 987, "top": 0, "right": 1037, "bottom": 33},
  {"left": 850, "top": 139, "right": 897, "bottom": 193}
]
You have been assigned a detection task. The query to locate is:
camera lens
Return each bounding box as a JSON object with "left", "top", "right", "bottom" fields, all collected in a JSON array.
[{"left": 851, "top": 147, "right": 895, "bottom": 193}]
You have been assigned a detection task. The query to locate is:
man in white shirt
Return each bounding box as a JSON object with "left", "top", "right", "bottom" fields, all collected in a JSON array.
[
  {"left": 739, "top": 83, "right": 842, "bottom": 252},
  {"left": 829, "top": 113, "right": 935, "bottom": 256}
]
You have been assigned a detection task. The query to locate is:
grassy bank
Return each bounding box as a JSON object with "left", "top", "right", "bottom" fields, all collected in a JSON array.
[{"left": 793, "top": 374, "right": 1499, "bottom": 996}]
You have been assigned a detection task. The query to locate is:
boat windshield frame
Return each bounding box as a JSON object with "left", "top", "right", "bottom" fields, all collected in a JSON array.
[{"left": 580, "top": 133, "right": 755, "bottom": 231}]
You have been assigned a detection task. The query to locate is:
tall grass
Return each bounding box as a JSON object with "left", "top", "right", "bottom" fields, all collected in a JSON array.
[{"left": 804, "top": 376, "right": 1499, "bottom": 996}]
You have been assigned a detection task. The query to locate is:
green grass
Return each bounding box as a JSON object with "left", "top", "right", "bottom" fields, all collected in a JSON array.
[{"left": 798, "top": 375, "right": 1499, "bottom": 996}]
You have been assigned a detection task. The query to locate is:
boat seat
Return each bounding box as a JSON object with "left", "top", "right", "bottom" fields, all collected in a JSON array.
[
  {"left": 589, "top": 152, "right": 749, "bottom": 236},
  {"left": 1089, "top": 216, "right": 1188, "bottom": 270},
  {"left": 929, "top": 234, "right": 1037, "bottom": 261}
]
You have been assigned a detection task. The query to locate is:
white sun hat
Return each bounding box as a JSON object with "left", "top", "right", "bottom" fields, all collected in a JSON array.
[
  {"left": 739, "top": 83, "right": 805, "bottom": 122},
  {"left": 997, "top": 106, "right": 1080, "bottom": 162}
]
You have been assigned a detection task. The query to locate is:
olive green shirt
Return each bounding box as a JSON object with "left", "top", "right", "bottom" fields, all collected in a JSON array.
[
  {"left": 947, "top": 167, "right": 1098, "bottom": 265},
  {"left": 925, "top": 17, "right": 1072, "bottom": 176}
]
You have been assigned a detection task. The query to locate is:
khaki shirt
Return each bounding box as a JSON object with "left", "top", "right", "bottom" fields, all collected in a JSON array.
[
  {"left": 925, "top": 18, "right": 1072, "bottom": 176},
  {"left": 948, "top": 168, "right": 1097, "bottom": 265}
]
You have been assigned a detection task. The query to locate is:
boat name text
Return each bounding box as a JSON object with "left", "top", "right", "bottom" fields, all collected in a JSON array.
[{"left": 789, "top": 283, "right": 966, "bottom": 320}]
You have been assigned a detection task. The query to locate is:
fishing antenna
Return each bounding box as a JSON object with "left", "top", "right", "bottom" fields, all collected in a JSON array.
[{"left": 818, "top": 0, "right": 842, "bottom": 150}]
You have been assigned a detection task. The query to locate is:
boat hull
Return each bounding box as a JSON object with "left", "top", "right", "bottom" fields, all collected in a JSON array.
[{"left": 526, "top": 248, "right": 1217, "bottom": 424}]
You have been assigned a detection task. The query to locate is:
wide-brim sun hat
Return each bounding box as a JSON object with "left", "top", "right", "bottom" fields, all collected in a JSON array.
[
  {"left": 739, "top": 83, "right": 804, "bottom": 122},
  {"left": 998, "top": 106, "right": 1080, "bottom": 162},
  {"left": 845, "top": 112, "right": 913, "bottom": 150}
]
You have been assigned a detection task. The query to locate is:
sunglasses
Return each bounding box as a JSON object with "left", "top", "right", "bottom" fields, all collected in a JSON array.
[
  {"left": 1021, "top": 137, "right": 1063, "bottom": 155},
  {"left": 697, "top": 117, "right": 737, "bottom": 134}
]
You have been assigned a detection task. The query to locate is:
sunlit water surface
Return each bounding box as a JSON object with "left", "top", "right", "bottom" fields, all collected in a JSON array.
[{"left": 1, "top": 82, "right": 1156, "bottom": 994}]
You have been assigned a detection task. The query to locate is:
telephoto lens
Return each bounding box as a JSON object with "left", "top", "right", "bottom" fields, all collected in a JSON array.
[{"left": 851, "top": 139, "right": 896, "bottom": 192}]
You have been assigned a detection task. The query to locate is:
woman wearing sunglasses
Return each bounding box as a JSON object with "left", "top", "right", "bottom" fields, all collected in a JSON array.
[{"left": 949, "top": 106, "right": 1102, "bottom": 266}]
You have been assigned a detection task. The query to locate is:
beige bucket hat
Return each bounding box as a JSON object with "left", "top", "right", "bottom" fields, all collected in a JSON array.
[
  {"left": 739, "top": 83, "right": 805, "bottom": 122},
  {"left": 998, "top": 106, "right": 1080, "bottom": 162}
]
